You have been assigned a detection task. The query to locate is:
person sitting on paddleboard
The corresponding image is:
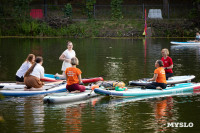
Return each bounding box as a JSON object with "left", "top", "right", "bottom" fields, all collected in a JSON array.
[
  {"left": 145, "top": 60, "right": 167, "bottom": 90},
  {"left": 195, "top": 32, "right": 200, "bottom": 42},
  {"left": 65, "top": 57, "right": 85, "bottom": 92},
  {"left": 16, "top": 54, "right": 35, "bottom": 82},
  {"left": 24, "top": 56, "right": 45, "bottom": 90},
  {"left": 161, "top": 48, "right": 173, "bottom": 80},
  {"left": 55, "top": 41, "right": 76, "bottom": 79}
]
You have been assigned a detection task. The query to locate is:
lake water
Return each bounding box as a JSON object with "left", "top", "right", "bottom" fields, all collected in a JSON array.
[{"left": 0, "top": 38, "right": 200, "bottom": 132}]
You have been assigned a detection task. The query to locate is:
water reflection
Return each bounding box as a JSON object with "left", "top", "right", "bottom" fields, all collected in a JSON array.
[
  {"left": 44, "top": 96, "right": 104, "bottom": 133},
  {"left": 23, "top": 96, "right": 44, "bottom": 132},
  {"left": 1, "top": 38, "right": 200, "bottom": 132},
  {"left": 0, "top": 96, "right": 44, "bottom": 132},
  {"left": 150, "top": 97, "right": 175, "bottom": 132},
  {"left": 95, "top": 92, "right": 199, "bottom": 132},
  {"left": 65, "top": 105, "right": 83, "bottom": 132},
  {"left": 170, "top": 45, "right": 200, "bottom": 80},
  {"left": 104, "top": 57, "right": 124, "bottom": 81}
]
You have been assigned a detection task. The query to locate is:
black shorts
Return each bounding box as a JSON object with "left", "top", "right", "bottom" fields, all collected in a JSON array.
[
  {"left": 166, "top": 73, "right": 173, "bottom": 80},
  {"left": 145, "top": 82, "right": 167, "bottom": 89},
  {"left": 16, "top": 75, "right": 24, "bottom": 82}
]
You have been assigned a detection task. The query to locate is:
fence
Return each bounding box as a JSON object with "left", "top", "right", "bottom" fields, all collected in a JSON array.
[{"left": 0, "top": 4, "right": 194, "bottom": 20}]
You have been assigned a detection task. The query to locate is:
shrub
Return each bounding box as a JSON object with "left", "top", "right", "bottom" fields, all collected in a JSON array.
[
  {"left": 64, "top": 3, "right": 72, "bottom": 19},
  {"left": 111, "top": 0, "right": 123, "bottom": 20},
  {"left": 86, "top": 0, "right": 96, "bottom": 19}
]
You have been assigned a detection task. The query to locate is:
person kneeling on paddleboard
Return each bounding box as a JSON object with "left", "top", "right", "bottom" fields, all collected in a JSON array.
[
  {"left": 24, "top": 56, "right": 45, "bottom": 90},
  {"left": 65, "top": 57, "right": 85, "bottom": 92},
  {"left": 161, "top": 48, "right": 173, "bottom": 80},
  {"left": 145, "top": 60, "right": 167, "bottom": 90}
]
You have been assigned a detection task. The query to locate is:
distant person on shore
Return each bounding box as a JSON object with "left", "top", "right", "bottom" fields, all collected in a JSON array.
[
  {"left": 16, "top": 54, "right": 35, "bottom": 83},
  {"left": 145, "top": 60, "right": 167, "bottom": 90},
  {"left": 65, "top": 57, "right": 85, "bottom": 92},
  {"left": 55, "top": 41, "right": 76, "bottom": 79},
  {"left": 161, "top": 48, "right": 173, "bottom": 80},
  {"left": 24, "top": 56, "right": 45, "bottom": 90}
]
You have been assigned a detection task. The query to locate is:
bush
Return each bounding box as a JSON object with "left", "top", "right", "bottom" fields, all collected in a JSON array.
[
  {"left": 64, "top": 3, "right": 72, "bottom": 19},
  {"left": 86, "top": 0, "right": 96, "bottom": 19},
  {"left": 111, "top": 0, "right": 123, "bottom": 20}
]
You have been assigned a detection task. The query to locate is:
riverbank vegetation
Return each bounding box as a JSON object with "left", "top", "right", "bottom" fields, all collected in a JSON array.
[{"left": 0, "top": 0, "right": 200, "bottom": 38}]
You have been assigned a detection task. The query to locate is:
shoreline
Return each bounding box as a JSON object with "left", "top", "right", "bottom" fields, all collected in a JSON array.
[{"left": 0, "top": 36, "right": 195, "bottom": 39}]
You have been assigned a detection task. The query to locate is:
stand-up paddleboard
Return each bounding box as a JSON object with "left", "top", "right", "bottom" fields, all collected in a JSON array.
[
  {"left": 43, "top": 90, "right": 97, "bottom": 104},
  {"left": 0, "top": 80, "right": 65, "bottom": 89},
  {"left": 42, "top": 74, "right": 103, "bottom": 83},
  {"left": 170, "top": 41, "right": 200, "bottom": 45},
  {"left": 129, "top": 75, "right": 195, "bottom": 86},
  {"left": 0, "top": 76, "right": 103, "bottom": 89},
  {"left": 0, "top": 84, "right": 66, "bottom": 97},
  {"left": 94, "top": 83, "right": 200, "bottom": 97},
  {"left": 95, "top": 91, "right": 198, "bottom": 108}
]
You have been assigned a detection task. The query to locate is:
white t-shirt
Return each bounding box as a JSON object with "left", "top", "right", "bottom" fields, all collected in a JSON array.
[
  {"left": 30, "top": 63, "right": 44, "bottom": 79},
  {"left": 61, "top": 49, "right": 76, "bottom": 71},
  {"left": 16, "top": 61, "right": 32, "bottom": 77}
]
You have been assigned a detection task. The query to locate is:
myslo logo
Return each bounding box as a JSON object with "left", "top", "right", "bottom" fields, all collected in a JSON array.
[{"left": 167, "top": 122, "right": 194, "bottom": 127}]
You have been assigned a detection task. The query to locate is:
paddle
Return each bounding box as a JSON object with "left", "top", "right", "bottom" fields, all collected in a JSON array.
[
  {"left": 44, "top": 80, "right": 66, "bottom": 86},
  {"left": 44, "top": 80, "right": 66, "bottom": 91}
]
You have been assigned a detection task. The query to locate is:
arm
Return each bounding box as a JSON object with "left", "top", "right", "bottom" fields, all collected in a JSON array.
[
  {"left": 165, "top": 64, "right": 173, "bottom": 69},
  {"left": 59, "top": 54, "right": 71, "bottom": 62},
  {"left": 164, "top": 57, "right": 173, "bottom": 69},
  {"left": 78, "top": 74, "right": 83, "bottom": 84},
  {"left": 40, "top": 67, "right": 44, "bottom": 79},
  {"left": 148, "top": 73, "right": 158, "bottom": 82}
]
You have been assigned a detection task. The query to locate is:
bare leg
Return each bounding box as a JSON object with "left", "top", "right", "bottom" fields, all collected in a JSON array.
[{"left": 55, "top": 71, "right": 66, "bottom": 80}]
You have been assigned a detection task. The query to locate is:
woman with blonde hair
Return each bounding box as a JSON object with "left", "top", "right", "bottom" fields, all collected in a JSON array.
[
  {"left": 24, "top": 56, "right": 44, "bottom": 90},
  {"left": 161, "top": 48, "right": 173, "bottom": 80},
  {"left": 55, "top": 41, "right": 76, "bottom": 79},
  {"left": 65, "top": 57, "right": 85, "bottom": 92},
  {"left": 16, "top": 54, "right": 35, "bottom": 82}
]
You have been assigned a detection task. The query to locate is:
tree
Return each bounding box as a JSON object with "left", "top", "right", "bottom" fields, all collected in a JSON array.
[
  {"left": 86, "top": 0, "right": 96, "bottom": 19},
  {"left": 111, "top": 0, "right": 123, "bottom": 20}
]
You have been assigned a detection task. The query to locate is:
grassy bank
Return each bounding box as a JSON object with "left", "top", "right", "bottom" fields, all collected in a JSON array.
[{"left": 0, "top": 19, "right": 198, "bottom": 38}]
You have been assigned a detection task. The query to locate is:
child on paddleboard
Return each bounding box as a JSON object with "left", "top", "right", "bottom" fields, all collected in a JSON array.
[
  {"left": 145, "top": 60, "right": 167, "bottom": 90},
  {"left": 65, "top": 57, "right": 85, "bottom": 92}
]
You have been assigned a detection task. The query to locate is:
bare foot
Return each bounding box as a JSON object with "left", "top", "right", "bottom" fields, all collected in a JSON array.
[
  {"left": 71, "top": 90, "right": 81, "bottom": 93},
  {"left": 156, "top": 87, "right": 163, "bottom": 90},
  {"left": 54, "top": 73, "right": 59, "bottom": 77}
]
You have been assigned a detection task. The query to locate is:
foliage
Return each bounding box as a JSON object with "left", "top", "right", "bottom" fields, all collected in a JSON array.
[
  {"left": 188, "top": 0, "right": 200, "bottom": 19},
  {"left": 64, "top": 3, "right": 72, "bottom": 19},
  {"left": 20, "top": 20, "right": 40, "bottom": 36},
  {"left": 111, "top": 0, "right": 123, "bottom": 20},
  {"left": 86, "top": 0, "right": 96, "bottom": 19},
  {"left": 13, "top": 0, "right": 32, "bottom": 20}
]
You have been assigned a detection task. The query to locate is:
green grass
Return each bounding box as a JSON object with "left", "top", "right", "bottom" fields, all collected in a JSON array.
[{"left": 0, "top": 19, "right": 196, "bottom": 38}]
